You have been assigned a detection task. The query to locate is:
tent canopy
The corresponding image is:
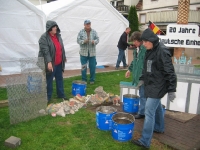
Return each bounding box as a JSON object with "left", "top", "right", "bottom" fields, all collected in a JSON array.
[
  {"left": 0, "top": 0, "right": 129, "bottom": 75},
  {"left": 37, "top": 0, "right": 129, "bottom": 69},
  {"left": 0, "top": 0, "right": 46, "bottom": 75}
]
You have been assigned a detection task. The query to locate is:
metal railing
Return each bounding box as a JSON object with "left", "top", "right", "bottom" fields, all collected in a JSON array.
[{"left": 115, "top": 5, "right": 129, "bottom": 13}]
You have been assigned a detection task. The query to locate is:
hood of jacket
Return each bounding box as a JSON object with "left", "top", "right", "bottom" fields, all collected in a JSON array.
[
  {"left": 46, "top": 20, "right": 60, "bottom": 34},
  {"left": 141, "top": 28, "right": 159, "bottom": 48}
]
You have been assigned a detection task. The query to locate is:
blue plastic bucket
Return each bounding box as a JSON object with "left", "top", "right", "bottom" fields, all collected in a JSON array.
[
  {"left": 96, "top": 106, "right": 117, "bottom": 131},
  {"left": 72, "top": 80, "right": 87, "bottom": 96},
  {"left": 112, "top": 112, "right": 135, "bottom": 142},
  {"left": 123, "top": 94, "right": 139, "bottom": 113}
]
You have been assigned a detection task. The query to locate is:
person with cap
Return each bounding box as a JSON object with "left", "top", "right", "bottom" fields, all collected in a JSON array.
[
  {"left": 115, "top": 27, "right": 132, "bottom": 70},
  {"left": 125, "top": 31, "right": 146, "bottom": 119},
  {"left": 131, "top": 28, "right": 177, "bottom": 149},
  {"left": 38, "top": 20, "right": 67, "bottom": 102},
  {"left": 77, "top": 20, "right": 99, "bottom": 84}
]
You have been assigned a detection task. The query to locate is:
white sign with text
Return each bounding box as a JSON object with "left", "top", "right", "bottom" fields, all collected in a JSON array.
[
  {"left": 158, "top": 35, "right": 200, "bottom": 48},
  {"left": 166, "top": 24, "right": 199, "bottom": 37},
  {"left": 158, "top": 24, "right": 200, "bottom": 48}
]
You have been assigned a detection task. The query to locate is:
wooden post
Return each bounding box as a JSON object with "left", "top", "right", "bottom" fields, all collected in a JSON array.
[
  {"left": 174, "top": 0, "right": 190, "bottom": 60},
  {"left": 177, "top": 0, "right": 190, "bottom": 24}
]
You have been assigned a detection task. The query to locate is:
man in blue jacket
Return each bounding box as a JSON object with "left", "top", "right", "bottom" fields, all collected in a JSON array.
[
  {"left": 132, "top": 28, "right": 177, "bottom": 149},
  {"left": 115, "top": 27, "right": 132, "bottom": 69}
]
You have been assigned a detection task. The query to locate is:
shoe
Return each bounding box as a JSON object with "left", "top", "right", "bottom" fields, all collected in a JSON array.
[
  {"left": 57, "top": 96, "right": 68, "bottom": 100},
  {"left": 62, "top": 97, "right": 68, "bottom": 100},
  {"left": 154, "top": 130, "right": 164, "bottom": 134},
  {"left": 115, "top": 67, "right": 119, "bottom": 70},
  {"left": 90, "top": 82, "right": 94, "bottom": 84},
  {"left": 131, "top": 140, "right": 149, "bottom": 149},
  {"left": 135, "top": 114, "right": 145, "bottom": 119},
  {"left": 123, "top": 65, "right": 128, "bottom": 69}
]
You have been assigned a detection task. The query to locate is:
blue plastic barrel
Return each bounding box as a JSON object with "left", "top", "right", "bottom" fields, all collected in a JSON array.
[
  {"left": 72, "top": 80, "right": 87, "bottom": 96},
  {"left": 112, "top": 112, "right": 135, "bottom": 142},
  {"left": 96, "top": 106, "right": 117, "bottom": 131},
  {"left": 123, "top": 94, "right": 139, "bottom": 113}
]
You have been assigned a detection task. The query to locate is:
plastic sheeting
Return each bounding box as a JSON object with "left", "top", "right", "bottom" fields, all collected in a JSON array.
[
  {"left": 38, "top": 0, "right": 129, "bottom": 70},
  {"left": 0, "top": 0, "right": 46, "bottom": 75},
  {"left": 0, "top": 0, "right": 129, "bottom": 75}
]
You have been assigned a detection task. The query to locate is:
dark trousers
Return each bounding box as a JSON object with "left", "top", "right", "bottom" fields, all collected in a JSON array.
[
  {"left": 46, "top": 63, "right": 65, "bottom": 101},
  {"left": 116, "top": 48, "right": 127, "bottom": 68}
]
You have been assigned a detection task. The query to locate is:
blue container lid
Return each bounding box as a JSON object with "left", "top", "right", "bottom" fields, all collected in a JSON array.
[
  {"left": 123, "top": 94, "right": 139, "bottom": 98},
  {"left": 96, "top": 106, "right": 117, "bottom": 114},
  {"left": 73, "top": 80, "right": 87, "bottom": 85},
  {"left": 112, "top": 112, "right": 135, "bottom": 124}
]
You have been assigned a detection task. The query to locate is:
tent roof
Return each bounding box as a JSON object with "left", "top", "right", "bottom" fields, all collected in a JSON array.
[{"left": 37, "top": 0, "right": 128, "bottom": 25}]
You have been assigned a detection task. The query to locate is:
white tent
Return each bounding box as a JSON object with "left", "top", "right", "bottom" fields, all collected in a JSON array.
[
  {"left": 37, "top": 0, "right": 129, "bottom": 69},
  {"left": 0, "top": 0, "right": 46, "bottom": 75},
  {"left": 0, "top": 0, "right": 129, "bottom": 75}
]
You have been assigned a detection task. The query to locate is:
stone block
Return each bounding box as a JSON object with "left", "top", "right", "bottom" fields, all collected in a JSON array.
[{"left": 4, "top": 136, "right": 21, "bottom": 148}]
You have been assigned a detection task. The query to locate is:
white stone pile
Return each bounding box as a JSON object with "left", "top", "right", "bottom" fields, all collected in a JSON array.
[{"left": 42, "top": 86, "right": 120, "bottom": 117}]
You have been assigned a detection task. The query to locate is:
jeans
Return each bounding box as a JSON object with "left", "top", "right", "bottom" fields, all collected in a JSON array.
[
  {"left": 80, "top": 55, "right": 96, "bottom": 82},
  {"left": 116, "top": 48, "right": 127, "bottom": 68},
  {"left": 46, "top": 63, "right": 65, "bottom": 101},
  {"left": 139, "top": 98, "right": 164, "bottom": 148},
  {"left": 138, "top": 85, "right": 146, "bottom": 115}
]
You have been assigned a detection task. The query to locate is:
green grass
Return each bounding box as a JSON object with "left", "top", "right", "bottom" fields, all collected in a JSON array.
[
  {"left": 0, "top": 87, "right": 7, "bottom": 101},
  {"left": 0, "top": 71, "right": 172, "bottom": 150},
  {"left": 50, "top": 70, "right": 131, "bottom": 103},
  {"left": 0, "top": 70, "right": 130, "bottom": 101},
  {"left": 194, "top": 65, "right": 200, "bottom": 68}
]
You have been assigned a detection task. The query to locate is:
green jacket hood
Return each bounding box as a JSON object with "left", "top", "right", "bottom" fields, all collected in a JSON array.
[{"left": 46, "top": 20, "right": 60, "bottom": 33}]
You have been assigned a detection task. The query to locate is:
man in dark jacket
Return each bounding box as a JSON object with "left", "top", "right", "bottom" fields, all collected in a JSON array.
[
  {"left": 38, "top": 20, "right": 67, "bottom": 102},
  {"left": 115, "top": 27, "right": 132, "bottom": 69},
  {"left": 132, "top": 28, "right": 177, "bottom": 148}
]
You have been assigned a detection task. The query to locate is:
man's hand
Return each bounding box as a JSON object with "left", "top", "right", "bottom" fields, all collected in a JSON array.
[
  {"left": 125, "top": 70, "right": 130, "bottom": 78},
  {"left": 84, "top": 39, "right": 89, "bottom": 43},
  {"left": 91, "top": 40, "right": 95, "bottom": 44},
  {"left": 168, "top": 92, "right": 176, "bottom": 102},
  {"left": 136, "top": 80, "right": 144, "bottom": 88},
  {"left": 48, "top": 62, "right": 53, "bottom": 72}
]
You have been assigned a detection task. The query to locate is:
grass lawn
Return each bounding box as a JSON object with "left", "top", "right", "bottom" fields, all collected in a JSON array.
[
  {"left": 0, "top": 70, "right": 172, "bottom": 150},
  {"left": 0, "top": 87, "right": 7, "bottom": 101},
  {"left": 194, "top": 65, "right": 200, "bottom": 68}
]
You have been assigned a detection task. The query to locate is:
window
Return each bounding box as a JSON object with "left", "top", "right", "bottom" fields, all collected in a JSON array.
[
  {"left": 117, "top": 1, "right": 124, "bottom": 6},
  {"left": 139, "top": 13, "right": 146, "bottom": 24},
  {"left": 110, "top": 1, "right": 114, "bottom": 6}
]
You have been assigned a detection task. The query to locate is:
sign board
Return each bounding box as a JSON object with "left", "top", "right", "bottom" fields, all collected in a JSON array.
[{"left": 158, "top": 24, "right": 200, "bottom": 48}]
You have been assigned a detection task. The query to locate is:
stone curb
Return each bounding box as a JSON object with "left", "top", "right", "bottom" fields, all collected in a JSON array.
[{"left": 0, "top": 100, "right": 8, "bottom": 108}]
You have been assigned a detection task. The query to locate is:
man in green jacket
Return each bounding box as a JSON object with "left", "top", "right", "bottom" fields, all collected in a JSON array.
[{"left": 125, "top": 31, "right": 146, "bottom": 119}]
